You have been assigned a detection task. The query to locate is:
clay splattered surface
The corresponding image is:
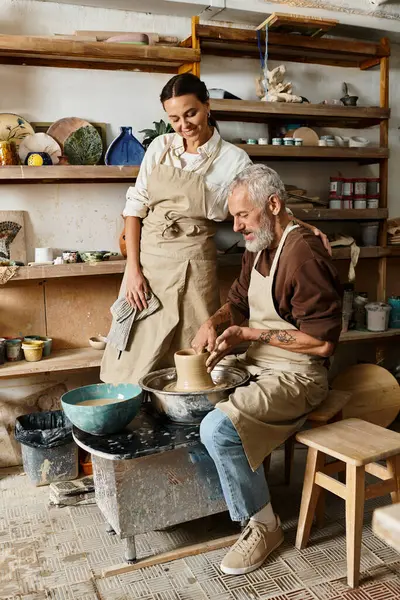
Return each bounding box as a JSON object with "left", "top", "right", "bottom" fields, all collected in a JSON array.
[{"left": 1, "top": 444, "right": 400, "bottom": 599}]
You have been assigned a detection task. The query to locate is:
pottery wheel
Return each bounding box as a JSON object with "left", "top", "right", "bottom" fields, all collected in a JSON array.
[{"left": 332, "top": 363, "right": 400, "bottom": 427}]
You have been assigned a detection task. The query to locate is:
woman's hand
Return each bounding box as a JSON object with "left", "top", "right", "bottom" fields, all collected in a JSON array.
[
  {"left": 192, "top": 321, "right": 218, "bottom": 354},
  {"left": 125, "top": 267, "right": 149, "bottom": 310},
  {"left": 311, "top": 226, "right": 331, "bottom": 256},
  {"left": 294, "top": 218, "right": 332, "bottom": 256},
  {"left": 206, "top": 326, "right": 247, "bottom": 371}
]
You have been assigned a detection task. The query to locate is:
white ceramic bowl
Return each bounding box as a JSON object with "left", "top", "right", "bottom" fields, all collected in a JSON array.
[
  {"left": 349, "top": 136, "right": 370, "bottom": 148},
  {"left": 89, "top": 336, "right": 107, "bottom": 350}
]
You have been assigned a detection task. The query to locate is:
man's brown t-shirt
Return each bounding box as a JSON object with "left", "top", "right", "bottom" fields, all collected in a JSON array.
[{"left": 227, "top": 226, "right": 343, "bottom": 344}]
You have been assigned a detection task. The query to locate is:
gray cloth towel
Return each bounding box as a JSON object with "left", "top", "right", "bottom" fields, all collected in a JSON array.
[{"left": 106, "top": 292, "right": 161, "bottom": 356}]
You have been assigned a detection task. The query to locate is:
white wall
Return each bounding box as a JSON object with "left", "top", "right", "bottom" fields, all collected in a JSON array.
[{"left": 1, "top": 0, "right": 399, "bottom": 261}]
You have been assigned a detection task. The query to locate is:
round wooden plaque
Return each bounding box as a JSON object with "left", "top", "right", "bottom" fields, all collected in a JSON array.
[{"left": 332, "top": 363, "right": 400, "bottom": 428}]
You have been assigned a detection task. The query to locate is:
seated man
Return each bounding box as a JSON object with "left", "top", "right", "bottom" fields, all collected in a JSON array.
[{"left": 192, "top": 164, "right": 342, "bottom": 576}]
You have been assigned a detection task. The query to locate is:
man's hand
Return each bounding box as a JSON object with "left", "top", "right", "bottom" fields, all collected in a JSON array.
[
  {"left": 191, "top": 321, "right": 218, "bottom": 354},
  {"left": 206, "top": 326, "right": 247, "bottom": 371}
]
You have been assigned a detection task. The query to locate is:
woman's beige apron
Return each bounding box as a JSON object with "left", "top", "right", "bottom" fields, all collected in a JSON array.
[
  {"left": 101, "top": 138, "right": 221, "bottom": 385},
  {"left": 218, "top": 223, "right": 329, "bottom": 471}
]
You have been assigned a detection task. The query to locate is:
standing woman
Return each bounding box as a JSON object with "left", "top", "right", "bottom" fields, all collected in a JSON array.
[
  {"left": 101, "top": 73, "right": 252, "bottom": 384},
  {"left": 101, "top": 73, "right": 328, "bottom": 384}
]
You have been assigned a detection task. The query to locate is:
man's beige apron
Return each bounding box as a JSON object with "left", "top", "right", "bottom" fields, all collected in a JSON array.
[
  {"left": 101, "top": 138, "right": 221, "bottom": 385},
  {"left": 218, "top": 223, "right": 329, "bottom": 471}
]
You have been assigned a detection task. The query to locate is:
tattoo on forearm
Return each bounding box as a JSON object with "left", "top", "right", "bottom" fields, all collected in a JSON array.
[{"left": 258, "top": 330, "right": 296, "bottom": 345}]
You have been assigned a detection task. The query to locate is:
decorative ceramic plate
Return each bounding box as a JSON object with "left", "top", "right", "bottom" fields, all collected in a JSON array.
[
  {"left": 19, "top": 133, "right": 62, "bottom": 165},
  {"left": 47, "top": 117, "right": 92, "bottom": 149},
  {"left": 64, "top": 125, "right": 103, "bottom": 165},
  {"left": 0, "top": 113, "right": 34, "bottom": 147}
]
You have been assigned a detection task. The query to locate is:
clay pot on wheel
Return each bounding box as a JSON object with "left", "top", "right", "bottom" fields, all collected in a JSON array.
[{"left": 174, "top": 349, "right": 215, "bottom": 392}]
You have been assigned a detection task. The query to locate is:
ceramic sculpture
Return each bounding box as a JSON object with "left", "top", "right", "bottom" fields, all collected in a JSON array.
[{"left": 256, "top": 64, "right": 302, "bottom": 103}]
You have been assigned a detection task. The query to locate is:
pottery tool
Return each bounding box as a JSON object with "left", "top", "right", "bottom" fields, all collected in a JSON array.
[{"left": 332, "top": 364, "right": 400, "bottom": 428}]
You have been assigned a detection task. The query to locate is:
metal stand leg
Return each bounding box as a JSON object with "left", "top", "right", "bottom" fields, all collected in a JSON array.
[
  {"left": 105, "top": 522, "right": 116, "bottom": 535},
  {"left": 124, "top": 536, "right": 137, "bottom": 564}
]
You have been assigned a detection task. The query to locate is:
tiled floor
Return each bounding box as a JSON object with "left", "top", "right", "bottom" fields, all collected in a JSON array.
[{"left": 1, "top": 444, "right": 400, "bottom": 600}]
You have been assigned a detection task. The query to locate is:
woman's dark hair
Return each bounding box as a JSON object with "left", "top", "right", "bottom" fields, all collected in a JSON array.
[{"left": 160, "top": 73, "right": 218, "bottom": 129}]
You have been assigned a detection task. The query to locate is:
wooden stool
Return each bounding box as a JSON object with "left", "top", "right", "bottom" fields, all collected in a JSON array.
[
  {"left": 295, "top": 418, "right": 400, "bottom": 588},
  {"left": 282, "top": 389, "right": 352, "bottom": 485}
]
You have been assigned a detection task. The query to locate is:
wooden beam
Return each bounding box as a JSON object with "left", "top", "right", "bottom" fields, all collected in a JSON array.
[
  {"left": 365, "top": 479, "right": 395, "bottom": 501},
  {"left": 365, "top": 462, "right": 391, "bottom": 481},
  {"left": 360, "top": 57, "right": 380, "bottom": 71},
  {"left": 315, "top": 471, "right": 347, "bottom": 500},
  {"left": 102, "top": 532, "right": 240, "bottom": 578}
]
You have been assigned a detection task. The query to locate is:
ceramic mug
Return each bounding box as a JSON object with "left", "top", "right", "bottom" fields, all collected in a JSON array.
[
  {"left": 24, "top": 335, "right": 52, "bottom": 357},
  {"left": 62, "top": 251, "right": 79, "bottom": 264},
  {"left": 174, "top": 349, "right": 215, "bottom": 392},
  {"left": 35, "top": 248, "right": 53, "bottom": 263}
]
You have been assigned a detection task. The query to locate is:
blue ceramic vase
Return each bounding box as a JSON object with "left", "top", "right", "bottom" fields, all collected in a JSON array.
[{"left": 105, "top": 126, "right": 145, "bottom": 166}]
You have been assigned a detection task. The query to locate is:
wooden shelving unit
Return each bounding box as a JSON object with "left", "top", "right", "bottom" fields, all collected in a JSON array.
[
  {"left": 0, "top": 34, "right": 200, "bottom": 74},
  {"left": 12, "top": 260, "right": 126, "bottom": 281},
  {"left": 0, "top": 165, "right": 139, "bottom": 184},
  {"left": 188, "top": 17, "right": 391, "bottom": 302}
]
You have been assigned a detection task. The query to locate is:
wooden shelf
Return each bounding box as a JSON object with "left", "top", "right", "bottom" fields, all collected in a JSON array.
[
  {"left": 12, "top": 260, "right": 126, "bottom": 281},
  {"left": 0, "top": 34, "right": 200, "bottom": 73},
  {"left": 237, "top": 144, "right": 388, "bottom": 164},
  {"left": 211, "top": 100, "right": 389, "bottom": 128},
  {"left": 195, "top": 24, "right": 389, "bottom": 69},
  {"left": 339, "top": 329, "right": 400, "bottom": 343},
  {"left": 0, "top": 348, "right": 102, "bottom": 379},
  {"left": 0, "top": 165, "right": 139, "bottom": 184},
  {"left": 291, "top": 208, "right": 387, "bottom": 221},
  {"left": 1, "top": 329, "right": 398, "bottom": 378}
]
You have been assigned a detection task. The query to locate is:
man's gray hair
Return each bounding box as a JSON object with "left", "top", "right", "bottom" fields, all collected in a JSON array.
[{"left": 227, "top": 164, "right": 286, "bottom": 210}]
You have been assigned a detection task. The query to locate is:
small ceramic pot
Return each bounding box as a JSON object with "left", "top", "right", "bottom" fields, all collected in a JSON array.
[
  {"left": 272, "top": 138, "right": 282, "bottom": 146},
  {"left": 174, "top": 349, "right": 215, "bottom": 392},
  {"left": 24, "top": 335, "right": 52, "bottom": 357},
  {"left": 6, "top": 339, "right": 23, "bottom": 362},
  {"left": 258, "top": 137, "right": 269, "bottom": 145},
  {"left": 25, "top": 152, "right": 53, "bottom": 166},
  {"left": 22, "top": 341, "right": 44, "bottom": 362},
  {"left": 89, "top": 336, "right": 107, "bottom": 350},
  {"left": 62, "top": 251, "right": 79, "bottom": 264},
  {"left": 246, "top": 139, "right": 258, "bottom": 145},
  {"left": 283, "top": 138, "right": 294, "bottom": 146},
  {"left": 294, "top": 138, "right": 303, "bottom": 146},
  {"left": 79, "top": 251, "right": 117, "bottom": 263},
  {"left": 0, "top": 338, "right": 6, "bottom": 365}
]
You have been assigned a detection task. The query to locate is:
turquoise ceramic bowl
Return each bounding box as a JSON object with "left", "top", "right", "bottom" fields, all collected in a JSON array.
[{"left": 61, "top": 383, "right": 142, "bottom": 435}]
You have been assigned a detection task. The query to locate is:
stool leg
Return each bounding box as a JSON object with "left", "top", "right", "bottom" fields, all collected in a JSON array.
[
  {"left": 386, "top": 455, "right": 400, "bottom": 503},
  {"left": 263, "top": 454, "right": 272, "bottom": 480},
  {"left": 346, "top": 465, "right": 365, "bottom": 589},
  {"left": 295, "top": 448, "right": 325, "bottom": 550},
  {"left": 284, "top": 435, "right": 295, "bottom": 485}
]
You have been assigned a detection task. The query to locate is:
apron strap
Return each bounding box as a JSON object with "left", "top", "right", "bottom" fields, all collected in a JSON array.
[
  {"left": 157, "top": 135, "right": 175, "bottom": 166},
  {"left": 197, "top": 137, "right": 222, "bottom": 176},
  {"left": 269, "top": 223, "right": 299, "bottom": 279}
]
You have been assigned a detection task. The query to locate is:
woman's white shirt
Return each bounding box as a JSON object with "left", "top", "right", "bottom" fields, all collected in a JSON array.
[{"left": 123, "top": 129, "right": 251, "bottom": 221}]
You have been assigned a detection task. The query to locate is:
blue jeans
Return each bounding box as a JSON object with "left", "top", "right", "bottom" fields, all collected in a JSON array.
[{"left": 200, "top": 407, "right": 270, "bottom": 522}]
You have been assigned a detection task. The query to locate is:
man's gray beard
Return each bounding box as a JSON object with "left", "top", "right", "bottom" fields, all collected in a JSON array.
[{"left": 244, "top": 215, "right": 275, "bottom": 253}]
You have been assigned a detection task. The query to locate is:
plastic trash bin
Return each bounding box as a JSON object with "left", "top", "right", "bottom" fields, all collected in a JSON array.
[{"left": 15, "top": 410, "right": 78, "bottom": 486}]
